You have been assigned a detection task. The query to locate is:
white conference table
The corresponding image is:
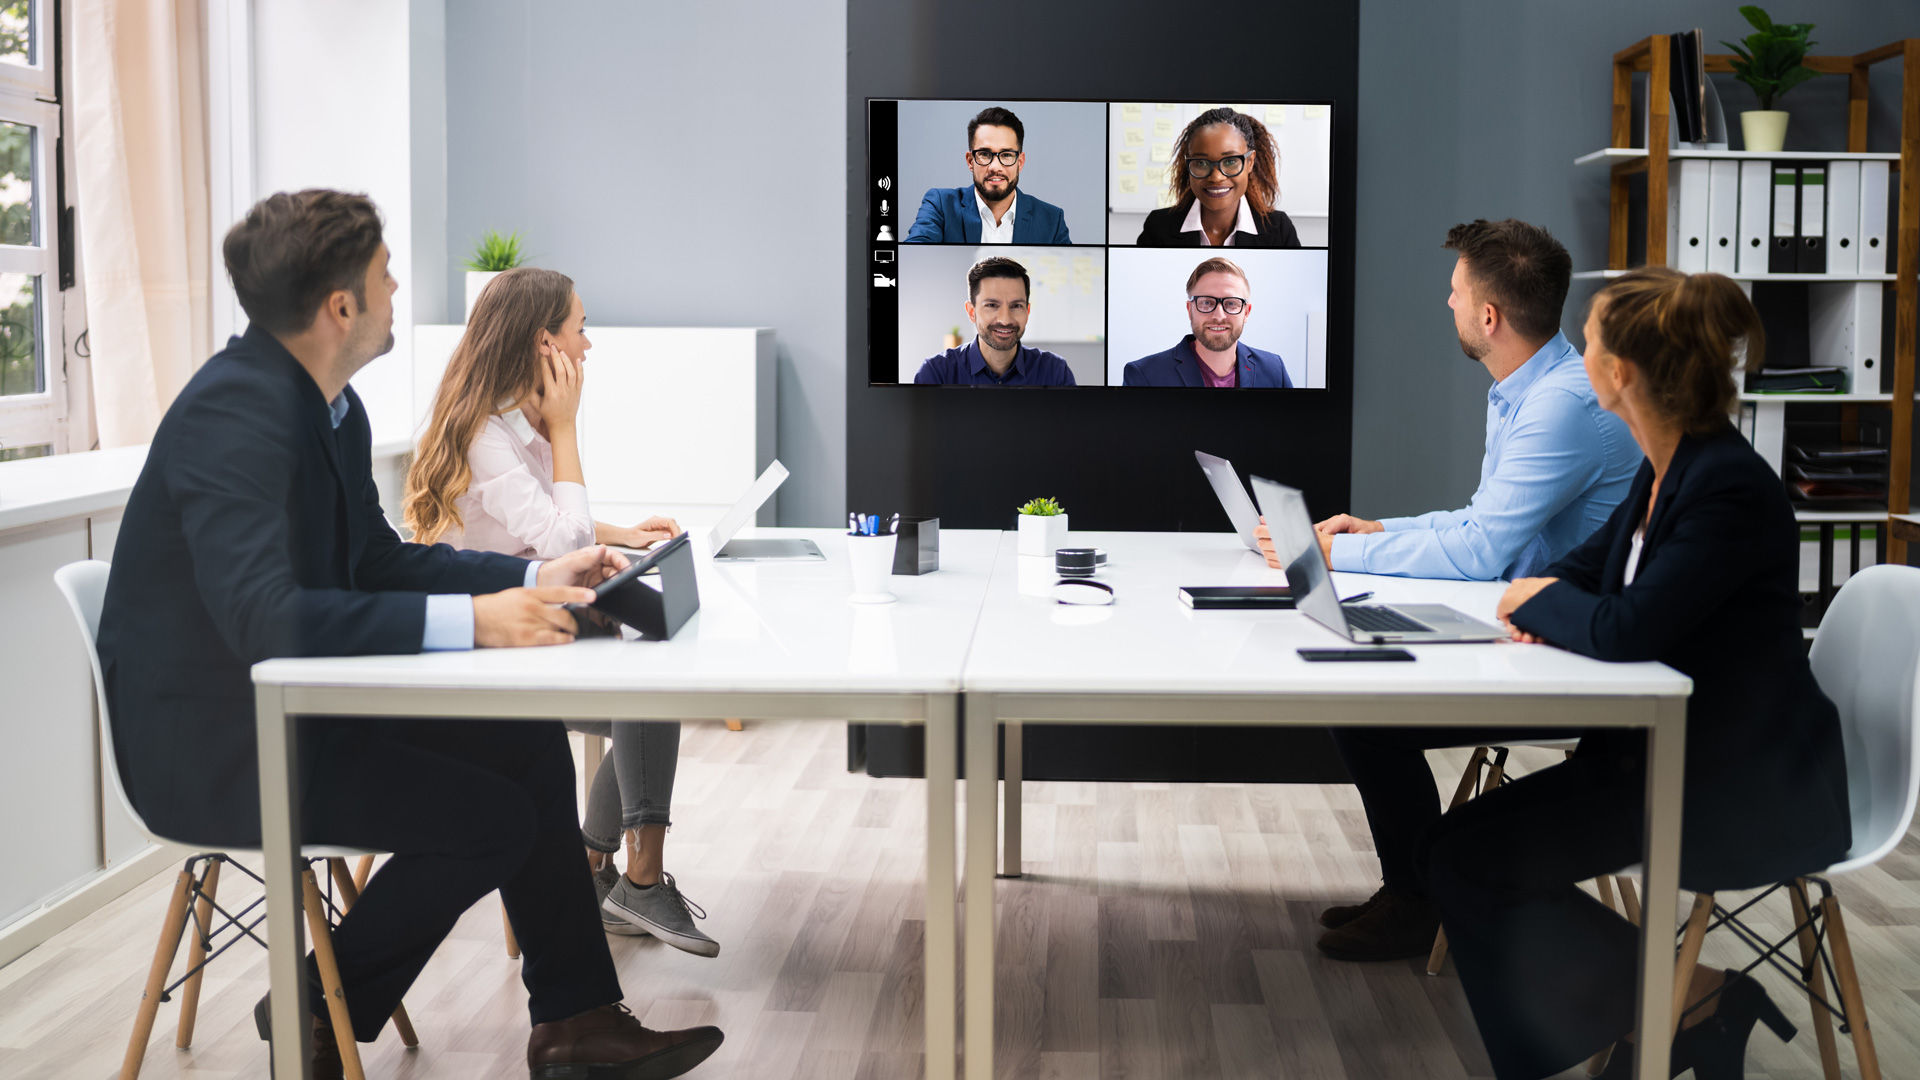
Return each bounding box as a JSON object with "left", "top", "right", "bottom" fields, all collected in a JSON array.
[
  {"left": 251, "top": 527, "right": 1002, "bottom": 1080},
  {"left": 959, "top": 531, "right": 1694, "bottom": 1080}
]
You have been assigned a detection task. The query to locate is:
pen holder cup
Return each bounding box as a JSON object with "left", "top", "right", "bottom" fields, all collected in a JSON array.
[
  {"left": 892, "top": 517, "right": 940, "bottom": 575},
  {"left": 847, "top": 533, "right": 899, "bottom": 603}
]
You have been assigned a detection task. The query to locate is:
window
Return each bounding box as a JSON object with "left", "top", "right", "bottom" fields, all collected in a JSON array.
[{"left": 0, "top": 0, "right": 66, "bottom": 456}]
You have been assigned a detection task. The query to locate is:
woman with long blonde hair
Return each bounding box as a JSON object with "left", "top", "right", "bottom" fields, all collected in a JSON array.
[{"left": 405, "top": 267, "right": 719, "bottom": 958}]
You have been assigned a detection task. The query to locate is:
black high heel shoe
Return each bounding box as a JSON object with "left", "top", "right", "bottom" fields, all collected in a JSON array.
[{"left": 1597, "top": 970, "right": 1796, "bottom": 1079}]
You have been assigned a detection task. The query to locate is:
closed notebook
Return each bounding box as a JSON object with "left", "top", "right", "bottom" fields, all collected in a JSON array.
[{"left": 1177, "top": 586, "right": 1294, "bottom": 609}]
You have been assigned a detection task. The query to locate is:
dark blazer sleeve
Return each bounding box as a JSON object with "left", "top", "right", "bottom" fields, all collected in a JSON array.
[
  {"left": 1122, "top": 360, "right": 1146, "bottom": 386},
  {"left": 354, "top": 470, "right": 527, "bottom": 596},
  {"left": 1046, "top": 205, "right": 1072, "bottom": 244},
  {"left": 905, "top": 189, "right": 946, "bottom": 243},
  {"left": 1512, "top": 466, "right": 1769, "bottom": 662},
  {"left": 166, "top": 379, "right": 434, "bottom": 662},
  {"left": 1260, "top": 211, "right": 1302, "bottom": 248}
]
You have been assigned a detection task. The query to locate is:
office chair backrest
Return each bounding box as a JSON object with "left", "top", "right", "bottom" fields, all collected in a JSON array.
[
  {"left": 1809, "top": 563, "right": 1920, "bottom": 873},
  {"left": 53, "top": 560, "right": 162, "bottom": 846}
]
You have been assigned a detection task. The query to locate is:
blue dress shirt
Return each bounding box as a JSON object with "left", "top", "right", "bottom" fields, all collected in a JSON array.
[
  {"left": 1329, "top": 332, "right": 1640, "bottom": 580},
  {"left": 912, "top": 340, "right": 1078, "bottom": 386},
  {"left": 327, "top": 393, "right": 540, "bottom": 650}
]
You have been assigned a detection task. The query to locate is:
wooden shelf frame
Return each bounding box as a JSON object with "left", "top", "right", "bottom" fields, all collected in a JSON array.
[{"left": 1605, "top": 36, "right": 1920, "bottom": 562}]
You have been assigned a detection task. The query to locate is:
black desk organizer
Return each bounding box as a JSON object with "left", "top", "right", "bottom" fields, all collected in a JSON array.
[
  {"left": 892, "top": 517, "right": 939, "bottom": 575},
  {"left": 570, "top": 533, "right": 701, "bottom": 640}
]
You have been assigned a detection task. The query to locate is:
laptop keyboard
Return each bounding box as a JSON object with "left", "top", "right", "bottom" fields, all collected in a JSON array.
[{"left": 1343, "top": 605, "right": 1434, "bottom": 634}]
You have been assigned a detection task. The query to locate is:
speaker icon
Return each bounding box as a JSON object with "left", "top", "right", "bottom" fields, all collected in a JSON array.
[{"left": 876, "top": 176, "right": 892, "bottom": 191}]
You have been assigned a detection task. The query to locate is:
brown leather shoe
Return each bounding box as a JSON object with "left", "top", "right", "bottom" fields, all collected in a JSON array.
[
  {"left": 1318, "top": 884, "right": 1392, "bottom": 929},
  {"left": 527, "top": 1003, "right": 724, "bottom": 1079},
  {"left": 1314, "top": 890, "right": 1440, "bottom": 961},
  {"left": 253, "top": 993, "right": 345, "bottom": 1080}
]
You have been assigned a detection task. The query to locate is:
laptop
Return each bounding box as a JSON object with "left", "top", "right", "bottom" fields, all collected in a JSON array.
[
  {"left": 709, "top": 460, "right": 825, "bottom": 561},
  {"left": 1249, "top": 476, "right": 1506, "bottom": 643},
  {"left": 1195, "top": 451, "right": 1264, "bottom": 553}
]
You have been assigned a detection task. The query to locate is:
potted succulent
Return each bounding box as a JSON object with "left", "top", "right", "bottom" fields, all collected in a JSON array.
[
  {"left": 462, "top": 229, "right": 527, "bottom": 321},
  {"left": 1721, "top": 6, "right": 1819, "bottom": 153},
  {"left": 1016, "top": 496, "right": 1069, "bottom": 557},
  {"left": 943, "top": 325, "right": 964, "bottom": 350}
]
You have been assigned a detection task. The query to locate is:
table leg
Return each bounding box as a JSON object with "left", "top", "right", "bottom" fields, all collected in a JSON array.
[
  {"left": 963, "top": 692, "right": 997, "bottom": 1080},
  {"left": 924, "top": 696, "right": 958, "bottom": 1080},
  {"left": 1001, "top": 719, "right": 1022, "bottom": 878},
  {"left": 1632, "top": 696, "right": 1688, "bottom": 1080},
  {"left": 255, "top": 684, "right": 310, "bottom": 1080}
]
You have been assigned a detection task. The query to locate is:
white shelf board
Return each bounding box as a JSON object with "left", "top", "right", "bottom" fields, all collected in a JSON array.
[
  {"left": 1574, "top": 269, "right": 1895, "bottom": 282},
  {"left": 1575, "top": 147, "right": 1903, "bottom": 166},
  {"left": 1795, "top": 509, "right": 1892, "bottom": 522},
  {"left": 1739, "top": 392, "right": 1918, "bottom": 403}
]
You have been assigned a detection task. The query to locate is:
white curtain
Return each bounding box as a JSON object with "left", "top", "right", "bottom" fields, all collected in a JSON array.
[{"left": 71, "top": 0, "right": 210, "bottom": 448}]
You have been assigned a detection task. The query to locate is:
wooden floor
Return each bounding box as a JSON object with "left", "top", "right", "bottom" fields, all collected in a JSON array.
[{"left": 2, "top": 724, "right": 1917, "bottom": 1079}]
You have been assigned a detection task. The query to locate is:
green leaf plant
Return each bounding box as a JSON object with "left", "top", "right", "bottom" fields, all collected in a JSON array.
[
  {"left": 1018, "top": 497, "right": 1066, "bottom": 517},
  {"left": 1720, "top": 5, "right": 1819, "bottom": 112},
  {"left": 462, "top": 229, "right": 528, "bottom": 272}
]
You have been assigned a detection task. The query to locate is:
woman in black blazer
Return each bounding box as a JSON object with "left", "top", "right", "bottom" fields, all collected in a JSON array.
[
  {"left": 1135, "top": 107, "right": 1302, "bottom": 248},
  {"left": 1420, "top": 268, "right": 1852, "bottom": 1080}
]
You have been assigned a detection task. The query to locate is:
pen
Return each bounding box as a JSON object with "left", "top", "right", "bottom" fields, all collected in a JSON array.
[{"left": 1339, "top": 592, "right": 1374, "bottom": 605}]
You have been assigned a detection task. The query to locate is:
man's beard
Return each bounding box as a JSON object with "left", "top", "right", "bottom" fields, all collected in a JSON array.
[
  {"left": 1457, "top": 331, "right": 1490, "bottom": 361},
  {"left": 974, "top": 175, "right": 1018, "bottom": 203},
  {"left": 1195, "top": 323, "right": 1242, "bottom": 353},
  {"left": 979, "top": 324, "right": 1024, "bottom": 351}
]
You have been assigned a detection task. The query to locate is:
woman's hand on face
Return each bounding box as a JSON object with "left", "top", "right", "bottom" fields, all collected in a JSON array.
[
  {"left": 536, "top": 333, "right": 584, "bottom": 430},
  {"left": 1496, "top": 576, "right": 1558, "bottom": 640}
]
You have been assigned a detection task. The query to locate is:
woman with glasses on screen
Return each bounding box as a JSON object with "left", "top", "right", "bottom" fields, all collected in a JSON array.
[
  {"left": 404, "top": 267, "right": 721, "bottom": 958},
  {"left": 1136, "top": 107, "right": 1301, "bottom": 249}
]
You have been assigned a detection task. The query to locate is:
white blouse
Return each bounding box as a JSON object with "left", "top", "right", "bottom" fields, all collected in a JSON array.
[{"left": 443, "top": 408, "right": 594, "bottom": 559}]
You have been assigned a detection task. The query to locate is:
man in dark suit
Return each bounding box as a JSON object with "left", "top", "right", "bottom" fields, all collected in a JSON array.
[
  {"left": 904, "top": 106, "right": 1073, "bottom": 244},
  {"left": 1122, "top": 256, "right": 1293, "bottom": 387},
  {"left": 97, "top": 190, "right": 722, "bottom": 1079}
]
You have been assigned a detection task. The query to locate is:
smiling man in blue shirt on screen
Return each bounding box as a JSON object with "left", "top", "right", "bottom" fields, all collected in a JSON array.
[
  {"left": 913, "top": 256, "right": 1077, "bottom": 386},
  {"left": 1254, "top": 219, "right": 1642, "bottom": 964}
]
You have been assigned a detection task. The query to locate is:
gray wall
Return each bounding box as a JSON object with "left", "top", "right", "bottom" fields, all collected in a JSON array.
[
  {"left": 443, "top": 0, "right": 846, "bottom": 525},
  {"left": 896, "top": 99, "right": 1107, "bottom": 243},
  {"left": 1351, "top": 0, "right": 1908, "bottom": 519}
]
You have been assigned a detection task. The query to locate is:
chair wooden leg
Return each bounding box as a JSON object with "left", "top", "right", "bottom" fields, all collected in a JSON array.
[
  {"left": 502, "top": 895, "right": 521, "bottom": 959},
  {"left": 1422, "top": 750, "right": 1493, "bottom": 977},
  {"left": 1596, "top": 875, "right": 1620, "bottom": 913},
  {"left": 119, "top": 867, "right": 196, "bottom": 1080},
  {"left": 1821, "top": 893, "right": 1881, "bottom": 1080},
  {"left": 325, "top": 858, "right": 420, "bottom": 1048},
  {"left": 1425, "top": 927, "right": 1450, "bottom": 976},
  {"left": 174, "top": 858, "right": 222, "bottom": 1048},
  {"left": 1672, "top": 893, "right": 1714, "bottom": 1037},
  {"left": 725, "top": 718, "right": 744, "bottom": 731},
  {"left": 303, "top": 870, "right": 368, "bottom": 1080},
  {"left": 1618, "top": 876, "right": 1642, "bottom": 927},
  {"left": 352, "top": 853, "right": 374, "bottom": 892},
  {"left": 1584, "top": 1043, "right": 1616, "bottom": 1077},
  {"left": 1789, "top": 880, "right": 1843, "bottom": 1080}
]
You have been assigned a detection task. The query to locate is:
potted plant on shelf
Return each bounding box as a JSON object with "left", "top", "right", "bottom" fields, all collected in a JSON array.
[
  {"left": 462, "top": 229, "right": 527, "bottom": 321},
  {"left": 1016, "top": 496, "right": 1068, "bottom": 557},
  {"left": 1721, "top": 5, "right": 1818, "bottom": 153},
  {"left": 943, "top": 325, "right": 963, "bottom": 350}
]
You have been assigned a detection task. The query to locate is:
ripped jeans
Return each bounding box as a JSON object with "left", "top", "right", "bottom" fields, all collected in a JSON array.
[{"left": 565, "top": 719, "right": 679, "bottom": 853}]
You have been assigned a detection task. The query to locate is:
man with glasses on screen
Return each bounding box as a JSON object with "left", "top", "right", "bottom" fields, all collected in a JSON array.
[
  {"left": 912, "top": 256, "right": 1076, "bottom": 386},
  {"left": 1122, "top": 257, "right": 1292, "bottom": 387},
  {"left": 904, "top": 107, "right": 1073, "bottom": 245}
]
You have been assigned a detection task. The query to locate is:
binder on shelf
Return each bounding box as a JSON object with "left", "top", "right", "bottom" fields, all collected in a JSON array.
[
  {"left": 1769, "top": 165, "right": 1798, "bottom": 274},
  {"left": 1668, "top": 158, "right": 1711, "bottom": 272},
  {"left": 1826, "top": 160, "right": 1860, "bottom": 275},
  {"left": 1706, "top": 159, "right": 1739, "bottom": 273},
  {"left": 1735, "top": 160, "right": 1772, "bottom": 275},
  {"left": 1809, "top": 281, "right": 1885, "bottom": 393},
  {"left": 1859, "top": 160, "right": 1890, "bottom": 274},
  {"left": 1796, "top": 165, "right": 1826, "bottom": 273}
]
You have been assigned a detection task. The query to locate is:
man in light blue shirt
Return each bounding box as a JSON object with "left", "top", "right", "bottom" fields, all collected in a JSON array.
[{"left": 1267, "top": 219, "right": 1641, "bottom": 965}]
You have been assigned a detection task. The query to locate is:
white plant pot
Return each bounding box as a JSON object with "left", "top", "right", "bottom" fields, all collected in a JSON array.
[
  {"left": 465, "top": 270, "right": 504, "bottom": 322},
  {"left": 1017, "top": 513, "right": 1068, "bottom": 557},
  {"left": 1740, "top": 110, "right": 1789, "bottom": 154}
]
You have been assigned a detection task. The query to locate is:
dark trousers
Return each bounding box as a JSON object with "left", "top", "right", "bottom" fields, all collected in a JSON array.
[
  {"left": 1330, "top": 726, "right": 1563, "bottom": 898},
  {"left": 300, "top": 717, "right": 623, "bottom": 1041},
  {"left": 1416, "top": 751, "right": 1646, "bottom": 1080}
]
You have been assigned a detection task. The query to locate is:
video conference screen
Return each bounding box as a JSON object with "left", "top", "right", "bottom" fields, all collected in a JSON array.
[{"left": 867, "top": 98, "right": 1333, "bottom": 389}]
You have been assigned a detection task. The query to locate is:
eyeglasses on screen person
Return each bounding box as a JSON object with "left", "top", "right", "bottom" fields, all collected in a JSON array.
[
  {"left": 1188, "top": 295, "right": 1248, "bottom": 315},
  {"left": 1185, "top": 153, "right": 1250, "bottom": 179},
  {"left": 970, "top": 148, "right": 1021, "bottom": 167}
]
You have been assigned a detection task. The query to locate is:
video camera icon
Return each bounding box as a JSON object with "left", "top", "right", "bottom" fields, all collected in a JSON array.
[{"left": 872, "top": 274, "right": 896, "bottom": 288}]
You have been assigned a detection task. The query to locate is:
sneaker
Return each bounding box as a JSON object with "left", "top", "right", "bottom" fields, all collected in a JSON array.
[
  {"left": 595, "top": 861, "right": 646, "bottom": 937},
  {"left": 1314, "top": 889, "right": 1440, "bottom": 962},
  {"left": 1318, "top": 884, "right": 1391, "bottom": 929},
  {"left": 602, "top": 872, "right": 720, "bottom": 957}
]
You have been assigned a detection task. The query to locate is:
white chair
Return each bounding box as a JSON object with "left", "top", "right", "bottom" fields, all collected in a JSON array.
[
  {"left": 1592, "top": 564, "right": 1920, "bottom": 1080},
  {"left": 55, "top": 560, "right": 417, "bottom": 1080}
]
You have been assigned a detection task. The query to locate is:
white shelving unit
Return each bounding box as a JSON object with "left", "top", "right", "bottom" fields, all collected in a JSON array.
[{"left": 1574, "top": 147, "right": 1902, "bottom": 166}]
